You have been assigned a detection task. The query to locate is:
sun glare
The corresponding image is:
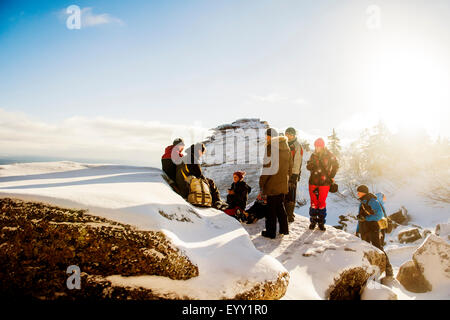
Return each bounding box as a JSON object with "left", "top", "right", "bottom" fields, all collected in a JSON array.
[{"left": 368, "top": 44, "right": 449, "bottom": 137}]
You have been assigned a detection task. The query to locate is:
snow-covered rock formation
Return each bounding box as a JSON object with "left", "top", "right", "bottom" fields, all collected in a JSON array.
[
  {"left": 397, "top": 235, "right": 450, "bottom": 296},
  {"left": 0, "top": 161, "right": 288, "bottom": 299},
  {"left": 201, "top": 119, "right": 391, "bottom": 299}
]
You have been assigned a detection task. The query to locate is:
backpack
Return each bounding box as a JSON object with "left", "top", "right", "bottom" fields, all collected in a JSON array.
[{"left": 187, "top": 176, "right": 213, "bottom": 207}]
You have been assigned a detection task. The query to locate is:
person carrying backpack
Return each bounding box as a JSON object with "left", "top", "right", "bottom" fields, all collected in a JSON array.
[
  {"left": 306, "top": 138, "right": 339, "bottom": 231},
  {"left": 356, "top": 185, "right": 394, "bottom": 279},
  {"left": 284, "top": 127, "right": 303, "bottom": 223},
  {"left": 161, "top": 138, "right": 185, "bottom": 182},
  {"left": 175, "top": 143, "right": 227, "bottom": 209},
  {"left": 224, "top": 171, "right": 252, "bottom": 222}
]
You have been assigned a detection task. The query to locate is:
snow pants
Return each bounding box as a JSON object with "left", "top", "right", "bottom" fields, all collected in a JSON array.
[
  {"left": 308, "top": 185, "right": 330, "bottom": 224},
  {"left": 265, "top": 194, "right": 289, "bottom": 237},
  {"left": 308, "top": 185, "right": 330, "bottom": 209}
]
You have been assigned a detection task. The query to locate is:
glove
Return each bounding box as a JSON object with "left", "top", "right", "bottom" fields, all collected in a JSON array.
[{"left": 289, "top": 174, "right": 299, "bottom": 184}]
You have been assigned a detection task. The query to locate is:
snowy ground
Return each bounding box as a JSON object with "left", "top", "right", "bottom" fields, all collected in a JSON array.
[
  {"left": 243, "top": 216, "right": 383, "bottom": 300},
  {"left": 0, "top": 161, "right": 287, "bottom": 299},
  {"left": 0, "top": 161, "right": 448, "bottom": 299},
  {"left": 201, "top": 119, "right": 449, "bottom": 299}
]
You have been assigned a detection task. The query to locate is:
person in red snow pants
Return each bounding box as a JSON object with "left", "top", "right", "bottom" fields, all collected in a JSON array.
[
  {"left": 306, "top": 138, "right": 339, "bottom": 231},
  {"left": 308, "top": 185, "right": 330, "bottom": 210}
]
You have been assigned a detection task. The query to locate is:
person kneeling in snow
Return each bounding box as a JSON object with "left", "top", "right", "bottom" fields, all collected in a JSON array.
[
  {"left": 224, "top": 171, "right": 252, "bottom": 222},
  {"left": 356, "top": 185, "right": 394, "bottom": 279},
  {"left": 245, "top": 193, "right": 268, "bottom": 224}
]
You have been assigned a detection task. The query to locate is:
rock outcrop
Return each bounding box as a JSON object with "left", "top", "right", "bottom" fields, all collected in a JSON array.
[
  {"left": 389, "top": 206, "right": 409, "bottom": 225},
  {"left": 398, "top": 228, "right": 422, "bottom": 244},
  {"left": 0, "top": 198, "right": 198, "bottom": 300},
  {"left": 397, "top": 235, "right": 450, "bottom": 293}
]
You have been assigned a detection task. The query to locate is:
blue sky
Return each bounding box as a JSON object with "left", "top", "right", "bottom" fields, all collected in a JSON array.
[{"left": 1, "top": 0, "right": 449, "bottom": 165}]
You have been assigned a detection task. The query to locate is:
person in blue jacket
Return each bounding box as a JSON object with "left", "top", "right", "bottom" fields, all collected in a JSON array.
[
  {"left": 356, "top": 185, "right": 393, "bottom": 278},
  {"left": 356, "top": 191, "right": 387, "bottom": 237}
]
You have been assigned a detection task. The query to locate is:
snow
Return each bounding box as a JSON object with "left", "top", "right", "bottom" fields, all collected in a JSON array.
[
  {"left": 361, "top": 280, "right": 397, "bottom": 300},
  {"left": 0, "top": 161, "right": 286, "bottom": 300},
  {"left": 201, "top": 119, "right": 450, "bottom": 300},
  {"left": 244, "top": 216, "right": 384, "bottom": 300},
  {"left": 1, "top": 116, "right": 449, "bottom": 300}
]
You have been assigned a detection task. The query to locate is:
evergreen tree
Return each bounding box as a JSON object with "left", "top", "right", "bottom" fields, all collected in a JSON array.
[{"left": 327, "top": 128, "right": 341, "bottom": 157}]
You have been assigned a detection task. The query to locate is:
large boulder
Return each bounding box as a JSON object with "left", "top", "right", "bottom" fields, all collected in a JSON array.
[
  {"left": 397, "top": 235, "right": 450, "bottom": 293},
  {"left": 397, "top": 260, "right": 431, "bottom": 293},
  {"left": 0, "top": 198, "right": 198, "bottom": 300},
  {"left": 398, "top": 228, "right": 422, "bottom": 244},
  {"left": 389, "top": 206, "right": 409, "bottom": 225},
  {"left": 0, "top": 162, "right": 289, "bottom": 300}
]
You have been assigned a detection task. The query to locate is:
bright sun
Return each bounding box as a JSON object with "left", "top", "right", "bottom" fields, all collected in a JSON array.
[{"left": 368, "top": 43, "right": 450, "bottom": 137}]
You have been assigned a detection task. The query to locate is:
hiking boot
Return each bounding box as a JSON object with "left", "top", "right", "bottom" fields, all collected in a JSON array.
[
  {"left": 309, "top": 222, "right": 316, "bottom": 230},
  {"left": 318, "top": 224, "right": 326, "bottom": 231},
  {"left": 261, "top": 230, "right": 276, "bottom": 239},
  {"left": 288, "top": 216, "right": 295, "bottom": 224}
]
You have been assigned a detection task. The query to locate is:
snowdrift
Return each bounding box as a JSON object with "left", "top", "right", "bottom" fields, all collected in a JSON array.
[{"left": 0, "top": 161, "right": 288, "bottom": 299}]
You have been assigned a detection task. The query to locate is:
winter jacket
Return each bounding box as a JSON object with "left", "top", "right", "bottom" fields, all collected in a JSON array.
[
  {"left": 359, "top": 193, "right": 385, "bottom": 222},
  {"left": 259, "top": 136, "right": 293, "bottom": 196},
  {"left": 288, "top": 138, "right": 303, "bottom": 176},
  {"left": 226, "top": 180, "right": 252, "bottom": 210},
  {"left": 356, "top": 193, "right": 385, "bottom": 233},
  {"left": 161, "top": 145, "right": 183, "bottom": 181},
  {"left": 306, "top": 148, "right": 339, "bottom": 186}
]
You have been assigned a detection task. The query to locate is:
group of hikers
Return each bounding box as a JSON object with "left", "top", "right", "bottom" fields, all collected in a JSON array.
[{"left": 162, "top": 126, "right": 394, "bottom": 279}]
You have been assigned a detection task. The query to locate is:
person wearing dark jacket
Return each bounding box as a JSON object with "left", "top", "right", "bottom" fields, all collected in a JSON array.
[
  {"left": 259, "top": 128, "right": 293, "bottom": 239},
  {"left": 306, "top": 138, "right": 339, "bottom": 231},
  {"left": 161, "top": 138, "right": 185, "bottom": 181},
  {"left": 356, "top": 185, "right": 394, "bottom": 279},
  {"left": 284, "top": 127, "right": 303, "bottom": 223},
  {"left": 175, "top": 143, "right": 226, "bottom": 210},
  {"left": 226, "top": 171, "right": 252, "bottom": 211},
  {"left": 224, "top": 171, "right": 252, "bottom": 221}
]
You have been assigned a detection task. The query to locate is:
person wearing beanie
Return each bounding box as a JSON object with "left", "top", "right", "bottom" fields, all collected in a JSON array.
[
  {"left": 284, "top": 127, "right": 304, "bottom": 223},
  {"left": 225, "top": 171, "right": 252, "bottom": 222},
  {"left": 161, "top": 138, "right": 185, "bottom": 182},
  {"left": 306, "top": 137, "right": 339, "bottom": 231},
  {"left": 259, "top": 130, "right": 293, "bottom": 239},
  {"left": 356, "top": 186, "right": 394, "bottom": 280}
]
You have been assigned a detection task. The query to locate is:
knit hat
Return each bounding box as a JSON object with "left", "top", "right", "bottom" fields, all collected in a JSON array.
[
  {"left": 285, "top": 127, "right": 296, "bottom": 136},
  {"left": 314, "top": 138, "right": 325, "bottom": 148},
  {"left": 173, "top": 138, "right": 185, "bottom": 146},
  {"left": 357, "top": 185, "right": 369, "bottom": 194},
  {"left": 233, "top": 171, "right": 246, "bottom": 181},
  {"left": 266, "top": 128, "right": 278, "bottom": 137}
]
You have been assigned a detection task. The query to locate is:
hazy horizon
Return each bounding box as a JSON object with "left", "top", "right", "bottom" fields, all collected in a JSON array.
[{"left": 1, "top": 0, "right": 449, "bottom": 167}]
